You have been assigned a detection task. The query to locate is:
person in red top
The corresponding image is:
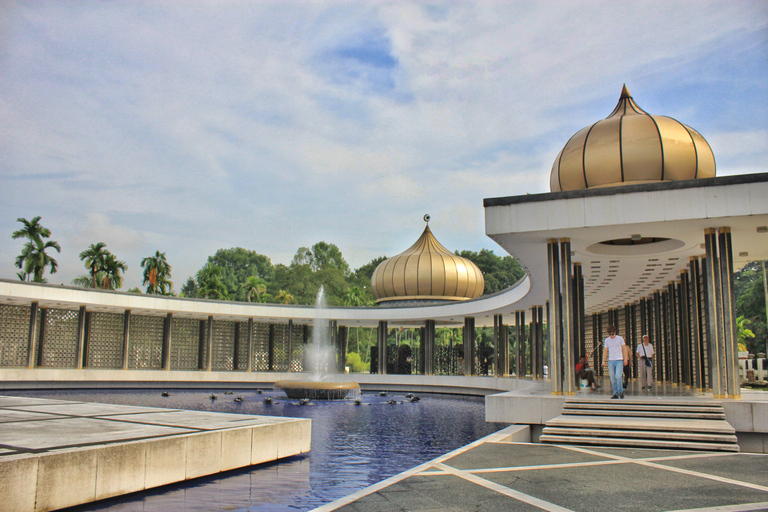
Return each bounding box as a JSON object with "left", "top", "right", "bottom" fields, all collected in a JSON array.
[{"left": 575, "top": 348, "right": 600, "bottom": 391}]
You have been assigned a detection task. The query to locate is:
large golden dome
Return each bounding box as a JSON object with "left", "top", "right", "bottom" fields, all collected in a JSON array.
[
  {"left": 371, "top": 224, "right": 484, "bottom": 306},
  {"left": 550, "top": 85, "right": 716, "bottom": 192}
]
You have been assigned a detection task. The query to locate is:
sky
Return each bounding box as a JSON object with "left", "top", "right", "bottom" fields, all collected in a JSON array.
[{"left": 1, "top": 1, "right": 767, "bottom": 292}]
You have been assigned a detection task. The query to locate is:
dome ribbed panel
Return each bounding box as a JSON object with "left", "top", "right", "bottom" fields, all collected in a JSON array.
[
  {"left": 621, "top": 114, "right": 663, "bottom": 182},
  {"left": 656, "top": 116, "right": 698, "bottom": 181},
  {"left": 583, "top": 116, "right": 623, "bottom": 188},
  {"left": 549, "top": 86, "right": 716, "bottom": 191},
  {"left": 687, "top": 126, "right": 716, "bottom": 179},
  {"left": 371, "top": 225, "right": 484, "bottom": 303},
  {"left": 557, "top": 127, "right": 591, "bottom": 191}
]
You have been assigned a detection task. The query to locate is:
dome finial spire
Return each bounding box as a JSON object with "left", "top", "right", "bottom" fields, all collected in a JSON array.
[
  {"left": 620, "top": 84, "right": 632, "bottom": 99},
  {"left": 423, "top": 214, "right": 430, "bottom": 224}
]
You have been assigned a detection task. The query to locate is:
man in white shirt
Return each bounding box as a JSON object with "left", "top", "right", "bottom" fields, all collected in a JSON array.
[
  {"left": 636, "top": 334, "right": 655, "bottom": 390},
  {"left": 601, "top": 325, "right": 628, "bottom": 399}
]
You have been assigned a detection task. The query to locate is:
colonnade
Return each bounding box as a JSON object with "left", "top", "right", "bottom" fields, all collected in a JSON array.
[{"left": 547, "top": 227, "right": 742, "bottom": 398}]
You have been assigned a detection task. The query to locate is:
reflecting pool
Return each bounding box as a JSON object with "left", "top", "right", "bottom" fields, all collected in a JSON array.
[{"left": 11, "top": 388, "right": 506, "bottom": 511}]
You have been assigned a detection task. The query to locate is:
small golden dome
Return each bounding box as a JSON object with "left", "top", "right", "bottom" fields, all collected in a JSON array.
[
  {"left": 550, "top": 85, "right": 716, "bottom": 192},
  {"left": 371, "top": 224, "right": 485, "bottom": 305}
]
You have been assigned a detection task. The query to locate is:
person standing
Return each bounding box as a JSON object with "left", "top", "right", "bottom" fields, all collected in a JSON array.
[
  {"left": 636, "top": 334, "right": 655, "bottom": 390},
  {"left": 601, "top": 325, "right": 627, "bottom": 399}
]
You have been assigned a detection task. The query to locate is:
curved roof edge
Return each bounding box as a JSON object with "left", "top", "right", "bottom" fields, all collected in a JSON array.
[{"left": 0, "top": 276, "right": 532, "bottom": 328}]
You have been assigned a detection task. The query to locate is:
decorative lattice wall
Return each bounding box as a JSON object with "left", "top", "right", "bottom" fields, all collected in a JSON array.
[
  {"left": 128, "top": 315, "right": 163, "bottom": 369},
  {"left": 271, "top": 323, "right": 290, "bottom": 372},
  {"left": 211, "top": 320, "right": 236, "bottom": 371},
  {"left": 290, "top": 323, "right": 304, "bottom": 372},
  {"left": 172, "top": 317, "right": 200, "bottom": 370},
  {"left": 233, "top": 322, "right": 249, "bottom": 371},
  {"left": 86, "top": 312, "right": 124, "bottom": 368},
  {"left": 252, "top": 322, "right": 270, "bottom": 371},
  {"left": 41, "top": 308, "right": 79, "bottom": 368},
  {"left": 0, "top": 304, "right": 30, "bottom": 367}
]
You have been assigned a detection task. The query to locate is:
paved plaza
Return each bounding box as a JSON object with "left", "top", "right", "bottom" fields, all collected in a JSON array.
[{"left": 320, "top": 427, "right": 768, "bottom": 512}]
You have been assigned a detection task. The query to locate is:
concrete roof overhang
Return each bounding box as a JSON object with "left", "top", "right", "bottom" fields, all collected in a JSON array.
[
  {"left": 0, "top": 275, "right": 530, "bottom": 329},
  {"left": 484, "top": 173, "right": 768, "bottom": 315}
]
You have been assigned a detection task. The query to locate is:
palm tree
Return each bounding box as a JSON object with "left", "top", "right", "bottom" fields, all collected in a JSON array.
[
  {"left": 197, "top": 264, "right": 229, "bottom": 300},
  {"left": 100, "top": 252, "right": 127, "bottom": 290},
  {"left": 342, "top": 286, "right": 370, "bottom": 307},
  {"left": 141, "top": 251, "right": 173, "bottom": 295},
  {"left": 71, "top": 275, "right": 95, "bottom": 288},
  {"left": 12, "top": 216, "right": 60, "bottom": 282},
  {"left": 12, "top": 216, "right": 51, "bottom": 243},
  {"left": 240, "top": 276, "right": 267, "bottom": 302},
  {"left": 274, "top": 290, "right": 295, "bottom": 304},
  {"left": 79, "top": 242, "right": 108, "bottom": 288}
]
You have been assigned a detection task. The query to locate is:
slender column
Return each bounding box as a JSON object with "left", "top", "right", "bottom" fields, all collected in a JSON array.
[
  {"left": 233, "top": 321, "right": 240, "bottom": 371},
  {"left": 653, "top": 291, "right": 662, "bottom": 382},
  {"left": 667, "top": 282, "right": 679, "bottom": 384},
  {"left": 464, "top": 317, "right": 475, "bottom": 376},
  {"left": 690, "top": 258, "right": 704, "bottom": 389},
  {"left": 530, "top": 308, "right": 537, "bottom": 378},
  {"left": 377, "top": 320, "right": 388, "bottom": 375},
  {"left": 704, "top": 229, "right": 725, "bottom": 397},
  {"left": 501, "top": 318, "right": 509, "bottom": 376},
  {"left": 287, "top": 319, "right": 293, "bottom": 372},
  {"left": 593, "top": 313, "right": 600, "bottom": 374},
  {"left": 547, "top": 239, "right": 562, "bottom": 393},
  {"left": 122, "top": 310, "right": 131, "bottom": 370},
  {"left": 628, "top": 304, "right": 636, "bottom": 378},
  {"left": 82, "top": 311, "right": 92, "bottom": 369},
  {"left": 424, "top": 320, "right": 435, "bottom": 375},
  {"left": 338, "top": 325, "right": 348, "bottom": 373},
  {"left": 75, "top": 306, "right": 87, "bottom": 370},
  {"left": 719, "top": 228, "right": 740, "bottom": 398},
  {"left": 27, "top": 302, "right": 39, "bottom": 369},
  {"left": 162, "top": 312, "right": 172, "bottom": 370},
  {"left": 515, "top": 311, "right": 522, "bottom": 376},
  {"left": 247, "top": 318, "right": 254, "bottom": 372},
  {"left": 205, "top": 316, "right": 213, "bottom": 372},
  {"left": 36, "top": 308, "right": 47, "bottom": 367},
  {"left": 537, "top": 305, "right": 545, "bottom": 379},
  {"left": 560, "top": 239, "right": 575, "bottom": 394},
  {"left": 680, "top": 272, "right": 692, "bottom": 386},
  {"left": 575, "top": 263, "right": 586, "bottom": 359}
]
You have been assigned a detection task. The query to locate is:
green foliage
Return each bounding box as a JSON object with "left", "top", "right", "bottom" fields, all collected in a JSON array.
[
  {"left": 13, "top": 216, "right": 60, "bottom": 282},
  {"left": 180, "top": 277, "right": 198, "bottom": 298},
  {"left": 345, "top": 352, "right": 369, "bottom": 373},
  {"left": 455, "top": 249, "right": 525, "bottom": 294},
  {"left": 78, "top": 243, "right": 126, "bottom": 290},
  {"left": 735, "top": 261, "right": 767, "bottom": 355},
  {"left": 141, "top": 251, "right": 173, "bottom": 295},
  {"left": 205, "top": 248, "right": 273, "bottom": 301},
  {"left": 196, "top": 263, "right": 230, "bottom": 300}
]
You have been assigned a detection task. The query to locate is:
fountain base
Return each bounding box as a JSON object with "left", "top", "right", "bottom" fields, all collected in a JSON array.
[{"left": 273, "top": 381, "right": 360, "bottom": 400}]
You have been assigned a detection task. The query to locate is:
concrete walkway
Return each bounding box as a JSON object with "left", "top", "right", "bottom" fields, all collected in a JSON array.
[
  {"left": 317, "top": 426, "right": 768, "bottom": 512},
  {"left": 0, "top": 395, "right": 311, "bottom": 512}
]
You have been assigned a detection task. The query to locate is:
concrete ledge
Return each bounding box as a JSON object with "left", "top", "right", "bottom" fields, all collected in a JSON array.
[{"left": 0, "top": 396, "right": 311, "bottom": 512}]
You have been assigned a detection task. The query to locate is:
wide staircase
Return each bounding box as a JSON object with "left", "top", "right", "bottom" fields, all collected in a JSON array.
[{"left": 540, "top": 398, "right": 739, "bottom": 452}]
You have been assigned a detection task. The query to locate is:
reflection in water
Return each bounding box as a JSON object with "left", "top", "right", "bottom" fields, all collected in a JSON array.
[{"left": 11, "top": 388, "right": 505, "bottom": 511}]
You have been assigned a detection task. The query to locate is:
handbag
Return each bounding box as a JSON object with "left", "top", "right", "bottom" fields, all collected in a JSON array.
[{"left": 642, "top": 343, "right": 652, "bottom": 367}]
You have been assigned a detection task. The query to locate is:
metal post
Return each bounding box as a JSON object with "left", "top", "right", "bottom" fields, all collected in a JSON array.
[
  {"left": 704, "top": 228, "right": 725, "bottom": 397},
  {"left": 75, "top": 306, "right": 87, "bottom": 370},
  {"left": 162, "top": 312, "right": 172, "bottom": 370},
  {"left": 547, "top": 239, "right": 562, "bottom": 394},
  {"left": 561, "top": 239, "right": 575, "bottom": 394},
  {"left": 719, "top": 228, "right": 740, "bottom": 398},
  {"left": 26, "top": 302, "right": 39, "bottom": 369}
]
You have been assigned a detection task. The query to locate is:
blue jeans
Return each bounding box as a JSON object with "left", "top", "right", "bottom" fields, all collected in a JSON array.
[{"left": 608, "top": 360, "right": 624, "bottom": 396}]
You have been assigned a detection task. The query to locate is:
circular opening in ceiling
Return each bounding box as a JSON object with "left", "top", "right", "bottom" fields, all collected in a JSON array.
[{"left": 586, "top": 237, "right": 685, "bottom": 256}]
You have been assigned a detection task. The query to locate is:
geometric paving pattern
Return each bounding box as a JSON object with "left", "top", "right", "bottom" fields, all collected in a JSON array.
[{"left": 321, "top": 427, "right": 768, "bottom": 512}]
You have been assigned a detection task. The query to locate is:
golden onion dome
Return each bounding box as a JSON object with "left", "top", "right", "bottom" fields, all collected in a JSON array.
[
  {"left": 371, "top": 224, "right": 485, "bottom": 305},
  {"left": 550, "top": 85, "right": 716, "bottom": 192}
]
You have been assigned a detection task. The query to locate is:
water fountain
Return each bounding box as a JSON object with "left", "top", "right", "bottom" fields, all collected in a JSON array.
[{"left": 273, "top": 287, "right": 360, "bottom": 399}]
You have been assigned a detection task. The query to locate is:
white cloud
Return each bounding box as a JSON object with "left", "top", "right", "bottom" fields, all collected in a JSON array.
[{"left": 1, "top": 0, "right": 766, "bottom": 289}]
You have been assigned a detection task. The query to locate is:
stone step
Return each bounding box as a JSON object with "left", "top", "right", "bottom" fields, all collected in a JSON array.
[
  {"left": 563, "top": 403, "right": 724, "bottom": 414},
  {"left": 539, "top": 434, "right": 740, "bottom": 452},
  {"left": 545, "top": 415, "right": 736, "bottom": 434},
  {"left": 542, "top": 426, "right": 738, "bottom": 444},
  {"left": 564, "top": 398, "right": 725, "bottom": 407},
  {"left": 562, "top": 409, "right": 726, "bottom": 420}
]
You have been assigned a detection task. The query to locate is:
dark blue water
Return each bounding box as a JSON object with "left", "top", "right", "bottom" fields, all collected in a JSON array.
[{"left": 12, "top": 388, "right": 505, "bottom": 511}]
